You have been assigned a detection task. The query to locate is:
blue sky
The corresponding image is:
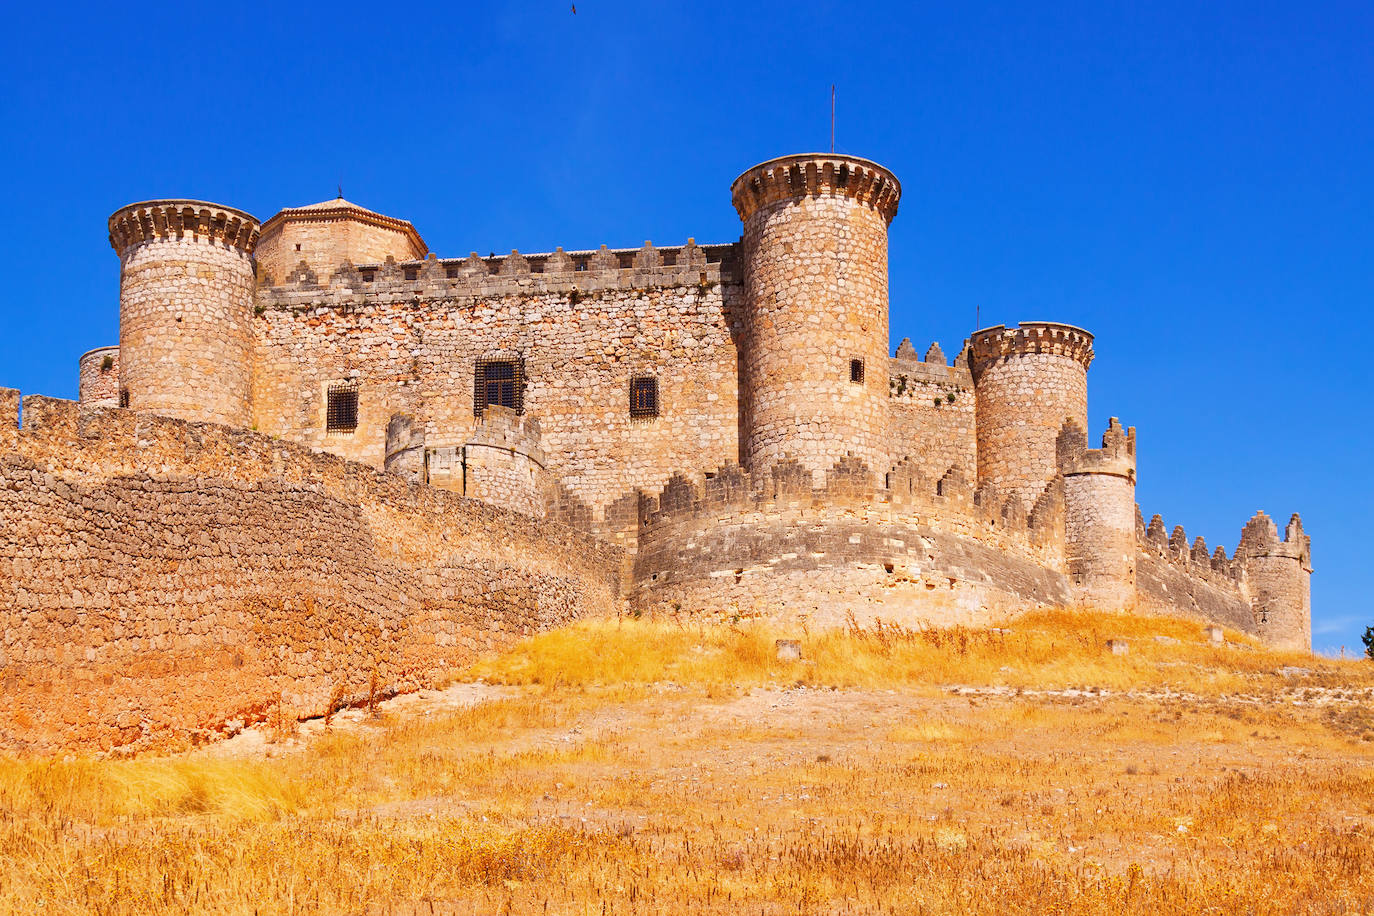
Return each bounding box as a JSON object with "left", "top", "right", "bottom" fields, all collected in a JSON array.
[{"left": 1, "top": 1, "right": 1369, "bottom": 653}]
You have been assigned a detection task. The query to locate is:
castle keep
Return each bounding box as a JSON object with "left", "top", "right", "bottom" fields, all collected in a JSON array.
[{"left": 0, "top": 153, "right": 1312, "bottom": 752}]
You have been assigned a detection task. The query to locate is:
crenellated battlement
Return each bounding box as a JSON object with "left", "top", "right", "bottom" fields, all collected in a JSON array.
[
  {"left": 968, "top": 322, "right": 1095, "bottom": 379},
  {"left": 256, "top": 239, "right": 739, "bottom": 305},
  {"left": 108, "top": 200, "right": 260, "bottom": 256},
  {"left": 730, "top": 154, "right": 901, "bottom": 225},
  {"left": 636, "top": 450, "right": 1066, "bottom": 566},
  {"left": 890, "top": 337, "right": 973, "bottom": 391},
  {"left": 1058, "top": 417, "right": 1136, "bottom": 479}
]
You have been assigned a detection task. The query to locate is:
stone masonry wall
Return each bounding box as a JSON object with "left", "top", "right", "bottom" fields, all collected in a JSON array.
[
  {"left": 252, "top": 243, "right": 741, "bottom": 524},
  {"left": 889, "top": 339, "right": 975, "bottom": 483},
  {"left": 78, "top": 347, "right": 121, "bottom": 407},
  {"left": 0, "top": 391, "right": 623, "bottom": 754}
]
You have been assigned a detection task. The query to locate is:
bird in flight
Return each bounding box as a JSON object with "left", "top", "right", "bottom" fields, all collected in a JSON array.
[{"left": 571, "top": 4, "right": 576, "bottom": 12}]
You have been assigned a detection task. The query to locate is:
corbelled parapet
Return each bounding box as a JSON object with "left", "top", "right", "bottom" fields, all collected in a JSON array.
[
  {"left": 968, "top": 322, "right": 1095, "bottom": 381},
  {"left": 108, "top": 200, "right": 260, "bottom": 256},
  {"left": 730, "top": 154, "right": 901, "bottom": 225}
]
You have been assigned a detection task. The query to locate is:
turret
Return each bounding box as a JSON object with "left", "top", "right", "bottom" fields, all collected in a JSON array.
[
  {"left": 731, "top": 154, "right": 901, "bottom": 486},
  {"left": 77, "top": 346, "right": 121, "bottom": 408},
  {"left": 1059, "top": 417, "right": 1137, "bottom": 610},
  {"left": 109, "top": 200, "right": 260, "bottom": 427},
  {"left": 970, "top": 322, "right": 1094, "bottom": 509},
  {"left": 1238, "top": 511, "right": 1312, "bottom": 651}
]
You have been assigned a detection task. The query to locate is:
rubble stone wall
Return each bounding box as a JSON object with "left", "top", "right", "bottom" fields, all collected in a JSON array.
[
  {"left": 252, "top": 244, "right": 742, "bottom": 523},
  {"left": 0, "top": 392, "right": 623, "bottom": 754}
]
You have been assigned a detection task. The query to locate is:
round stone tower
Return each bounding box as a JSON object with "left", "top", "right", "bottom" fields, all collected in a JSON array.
[
  {"left": 108, "top": 200, "right": 260, "bottom": 427},
  {"left": 1059, "top": 417, "right": 1137, "bottom": 610},
  {"left": 969, "top": 322, "right": 1094, "bottom": 509},
  {"left": 731, "top": 154, "right": 901, "bottom": 486},
  {"left": 77, "top": 346, "right": 121, "bottom": 408}
]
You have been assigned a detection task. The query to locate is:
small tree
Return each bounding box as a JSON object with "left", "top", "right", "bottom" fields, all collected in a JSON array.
[{"left": 1362, "top": 625, "right": 1374, "bottom": 660}]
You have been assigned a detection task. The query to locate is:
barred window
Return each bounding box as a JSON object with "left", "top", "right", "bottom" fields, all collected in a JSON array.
[
  {"left": 474, "top": 357, "right": 524, "bottom": 416},
  {"left": 629, "top": 376, "right": 659, "bottom": 419},
  {"left": 850, "top": 358, "right": 865, "bottom": 384},
  {"left": 118, "top": 388, "right": 129, "bottom": 409},
  {"left": 326, "top": 383, "right": 358, "bottom": 433}
]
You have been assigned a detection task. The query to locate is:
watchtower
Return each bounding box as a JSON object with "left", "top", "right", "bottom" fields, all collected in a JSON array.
[
  {"left": 1058, "top": 417, "right": 1137, "bottom": 610},
  {"left": 1238, "top": 511, "right": 1312, "bottom": 651},
  {"left": 970, "top": 322, "right": 1094, "bottom": 509},
  {"left": 731, "top": 154, "right": 901, "bottom": 486},
  {"left": 108, "top": 200, "right": 260, "bottom": 427}
]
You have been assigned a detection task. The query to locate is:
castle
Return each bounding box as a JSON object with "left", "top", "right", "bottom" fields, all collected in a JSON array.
[{"left": 0, "top": 153, "right": 1312, "bottom": 752}]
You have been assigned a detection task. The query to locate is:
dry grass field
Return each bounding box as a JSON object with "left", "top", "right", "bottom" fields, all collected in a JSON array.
[{"left": 3, "top": 609, "right": 1373, "bottom": 915}]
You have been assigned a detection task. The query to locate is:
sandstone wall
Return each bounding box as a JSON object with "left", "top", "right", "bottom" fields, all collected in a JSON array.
[
  {"left": 77, "top": 347, "right": 121, "bottom": 407},
  {"left": 252, "top": 243, "right": 741, "bottom": 525},
  {"left": 0, "top": 392, "right": 623, "bottom": 754},
  {"left": 888, "top": 341, "right": 975, "bottom": 483}
]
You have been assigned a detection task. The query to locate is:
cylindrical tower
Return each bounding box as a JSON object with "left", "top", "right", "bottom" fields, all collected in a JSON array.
[
  {"left": 970, "top": 322, "right": 1094, "bottom": 509},
  {"left": 1060, "top": 418, "right": 1137, "bottom": 610},
  {"left": 731, "top": 154, "right": 901, "bottom": 486},
  {"left": 108, "top": 200, "right": 260, "bottom": 427},
  {"left": 77, "top": 346, "right": 121, "bottom": 408},
  {"left": 1239, "top": 512, "right": 1312, "bottom": 651}
]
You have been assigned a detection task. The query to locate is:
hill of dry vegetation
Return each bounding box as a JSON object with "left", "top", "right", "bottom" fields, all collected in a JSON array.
[{"left": 3, "top": 609, "right": 1372, "bottom": 914}]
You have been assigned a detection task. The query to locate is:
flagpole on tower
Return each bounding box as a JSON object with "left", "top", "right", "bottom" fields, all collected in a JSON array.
[{"left": 830, "top": 84, "right": 835, "bottom": 154}]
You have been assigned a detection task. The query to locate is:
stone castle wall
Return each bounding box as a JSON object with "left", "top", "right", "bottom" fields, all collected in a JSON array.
[
  {"left": 77, "top": 347, "right": 121, "bottom": 407},
  {"left": 251, "top": 243, "right": 741, "bottom": 523},
  {"left": 632, "top": 458, "right": 1072, "bottom": 627},
  {"left": 888, "top": 340, "right": 975, "bottom": 483},
  {"left": 0, "top": 391, "right": 623, "bottom": 753}
]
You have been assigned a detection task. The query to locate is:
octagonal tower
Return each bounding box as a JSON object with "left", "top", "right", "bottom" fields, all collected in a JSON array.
[{"left": 731, "top": 154, "right": 901, "bottom": 486}]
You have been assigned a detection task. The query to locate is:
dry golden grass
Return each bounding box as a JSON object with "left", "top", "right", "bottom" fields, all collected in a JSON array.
[{"left": 2, "top": 609, "right": 1372, "bottom": 914}]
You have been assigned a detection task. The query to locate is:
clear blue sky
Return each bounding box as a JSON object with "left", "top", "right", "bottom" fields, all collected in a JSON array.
[{"left": 2, "top": 2, "right": 1369, "bottom": 654}]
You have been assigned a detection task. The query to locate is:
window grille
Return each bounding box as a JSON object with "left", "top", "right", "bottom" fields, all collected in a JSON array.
[
  {"left": 326, "top": 383, "right": 359, "bottom": 433},
  {"left": 850, "top": 358, "right": 865, "bottom": 384},
  {"left": 118, "top": 388, "right": 129, "bottom": 409},
  {"left": 474, "top": 357, "right": 524, "bottom": 416},
  {"left": 629, "top": 376, "right": 659, "bottom": 419}
]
